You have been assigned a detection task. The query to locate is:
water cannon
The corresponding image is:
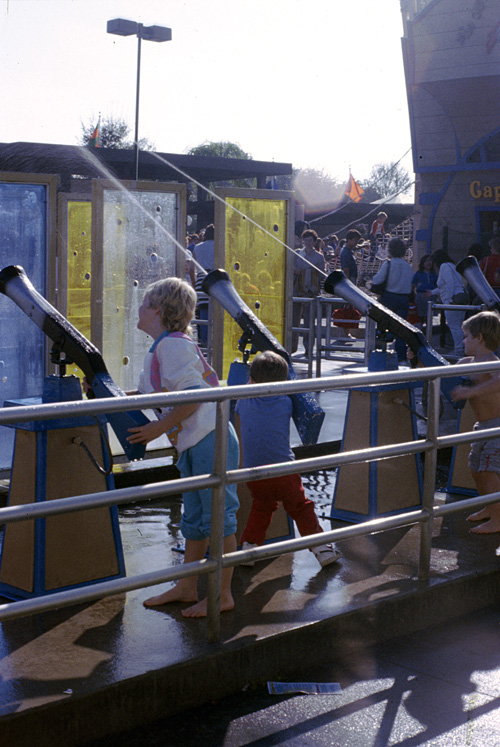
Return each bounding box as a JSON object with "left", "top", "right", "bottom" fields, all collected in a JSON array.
[
  {"left": 0, "top": 265, "right": 148, "bottom": 460},
  {"left": 456, "top": 255, "right": 500, "bottom": 311},
  {"left": 323, "top": 270, "right": 468, "bottom": 406},
  {"left": 202, "top": 269, "right": 325, "bottom": 445}
]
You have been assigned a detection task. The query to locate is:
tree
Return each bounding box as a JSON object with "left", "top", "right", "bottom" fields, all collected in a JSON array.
[
  {"left": 292, "top": 168, "right": 344, "bottom": 210},
  {"left": 79, "top": 115, "right": 155, "bottom": 151},
  {"left": 360, "top": 162, "right": 413, "bottom": 200},
  {"left": 187, "top": 141, "right": 254, "bottom": 188},
  {"left": 187, "top": 141, "right": 252, "bottom": 160}
]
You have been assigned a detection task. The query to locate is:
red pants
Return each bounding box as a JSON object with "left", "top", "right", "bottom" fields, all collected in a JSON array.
[{"left": 240, "top": 473, "right": 323, "bottom": 546}]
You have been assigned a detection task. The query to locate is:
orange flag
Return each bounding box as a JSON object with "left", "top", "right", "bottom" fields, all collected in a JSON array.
[
  {"left": 345, "top": 173, "right": 364, "bottom": 202},
  {"left": 90, "top": 120, "right": 100, "bottom": 148}
]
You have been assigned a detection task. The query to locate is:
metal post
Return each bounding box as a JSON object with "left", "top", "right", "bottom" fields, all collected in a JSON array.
[
  {"left": 307, "top": 297, "right": 314, "bottom": 377},
  {"left": 134, "top": 26, "right": 143, "bottom": 181},
  {"left": 364, "top": 316, "right": 376, "bottom": 367},
  {"left": 426, "top": 300, "right": 433, "bottom": 343},
  {"left": 418, "top": 375, "right": 440, "bottom": 580},
  {"left": 206, "top": 399, "right": 231, "bottom": 642},
  {"left": 316, "top": 296, "right": 322, "bottom": 378},
  {"left": 325, "top": 299, "right": 333, "bottom": 361},
  {"left": 206, "top": 298, "right": 213, "bottom": 366}
]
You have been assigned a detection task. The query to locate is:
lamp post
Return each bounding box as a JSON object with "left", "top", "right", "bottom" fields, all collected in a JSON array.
[{"left": 107, "top": 18, "right": 172, "bottom": 181}]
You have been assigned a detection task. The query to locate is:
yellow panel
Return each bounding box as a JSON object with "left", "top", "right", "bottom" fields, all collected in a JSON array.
[
  {"left": 67, "top": 201, "right": 92, "bottom": 379},
  {"left": 223, "top": 197, "right": 287, "bottom": 379}
]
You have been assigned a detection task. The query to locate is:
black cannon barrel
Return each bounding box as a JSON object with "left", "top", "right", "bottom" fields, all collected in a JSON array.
[
  {"left": 202, "top": 269, "right": 324, "bottom": 445},
  {"left": 0, "top": 265, "right": 147, "bottom": 460},
  {"left": 324, "top": 270, "right": 467, "bottom": 406}
]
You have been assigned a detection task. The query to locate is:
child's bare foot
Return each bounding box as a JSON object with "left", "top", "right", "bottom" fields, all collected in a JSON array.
[
  {"left": 143, "top": 585, "right": 198, "bottom": 608},
  {"left": 471, "top": 518, "right": 500, "bottom": 534},
  {"left": 181, "top": 593, "right": 235, "bottom": 618},
  {"left": 467, "top": 507, "right": 491, "bottom": 522}
]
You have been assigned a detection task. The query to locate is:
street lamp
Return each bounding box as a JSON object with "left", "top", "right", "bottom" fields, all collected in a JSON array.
[{"left": 107, "top": 18, "right": 172, "bottom": 181}]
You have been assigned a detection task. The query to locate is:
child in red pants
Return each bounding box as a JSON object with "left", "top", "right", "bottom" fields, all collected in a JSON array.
[{"left": 235, "top": 351, "right": 341, "bottom": 568}]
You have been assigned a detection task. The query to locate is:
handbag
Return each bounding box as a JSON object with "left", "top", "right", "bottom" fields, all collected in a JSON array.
[
  {"left": 452, "top": 290, "right": 469, "bottom": 305},
  {"left": 371, "top": 261, "right": 391, "bottom": 295}
]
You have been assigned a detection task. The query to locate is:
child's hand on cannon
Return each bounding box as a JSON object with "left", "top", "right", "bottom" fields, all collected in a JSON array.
[
  {"left": 127, "top": 419, "right": 166, "bottom": 444},
  {"left": 82, "top": 376, "right": 95, "bottom": 399}
]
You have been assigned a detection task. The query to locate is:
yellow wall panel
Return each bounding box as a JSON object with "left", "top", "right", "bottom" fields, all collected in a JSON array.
[{"left": 222, "top": 197, "right": 288, "bottom": 379}]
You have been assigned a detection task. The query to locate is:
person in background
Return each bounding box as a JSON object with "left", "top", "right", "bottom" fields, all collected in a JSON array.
[
  {"left": 192, "top": 224, "right": 215, "bottom": 346},
  {"left": 339, "top": 230, "right": 362, "bottom": 284},
  {"left": 292, "top": 229, "right": 325, "bottom": 354},
  {"left": 468, "top": 242, "right": 484, "bottom": 263},
  {"left": 314, "top": 237, "right": 325, "bottom": 254},
  {"left": 412, "top": 254, "right": 438, "bottom": 326},
  {"left": 185, "top": 234, "right": 199, "bottom": 288},
  {"left": 369, "top": 212, "right": 388, "bottom": 257},
  {"left": 481, "top": 237, "right": 500, "bottom": 297},
  {"left": 426, "top": 250, "right": 467, "bottom": 357},
  {"left": 371, "top": 237, "right": 413, "bottom": 361}
]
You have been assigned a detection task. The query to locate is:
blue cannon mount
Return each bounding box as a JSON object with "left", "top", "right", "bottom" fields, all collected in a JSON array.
[
  {"left": 323, "top": 270, "right": 469, "bottom": 406},
  {"left": 0, "top": 264, "right": 148, "bottom": 461},
  {"left": 201, "top": 269, "right": 325, "bottom": 445}
]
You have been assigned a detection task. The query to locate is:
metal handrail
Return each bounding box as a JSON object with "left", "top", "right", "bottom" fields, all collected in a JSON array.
[
  {"left": 292, "top": 295, "right": 315, "bottom": 377},
  {"left": 1, "top": 359, "right": 500, "bottom": 640},
  {"left": 314, "top": 295, "right": 374, "bottom": 376}
]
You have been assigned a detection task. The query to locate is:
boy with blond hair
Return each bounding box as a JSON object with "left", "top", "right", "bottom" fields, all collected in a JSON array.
[{"left": 451, "top": 311, "right": 500, "bottom": 533}]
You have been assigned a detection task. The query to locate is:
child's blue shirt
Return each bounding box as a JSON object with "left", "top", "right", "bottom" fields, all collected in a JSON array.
[{"left": 235, "top": 395, "right": 294, "bottom": 468}]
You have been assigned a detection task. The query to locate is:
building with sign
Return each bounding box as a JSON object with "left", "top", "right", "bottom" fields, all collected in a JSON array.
[{"left": 401, "top": 0, "right": 500, "bottom": 260}]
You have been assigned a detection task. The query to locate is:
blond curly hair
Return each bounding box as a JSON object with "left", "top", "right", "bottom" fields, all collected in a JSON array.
[{"left": 145, "top": 277, "right": 196, "bottom": 334}]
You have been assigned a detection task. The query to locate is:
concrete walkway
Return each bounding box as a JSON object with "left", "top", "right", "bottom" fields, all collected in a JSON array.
[
  {"left": 86, "top": 604, "right": 500, "bottom": 747},
  {"left": 0, "top": 353, "right": 499, "bottom": 746}
]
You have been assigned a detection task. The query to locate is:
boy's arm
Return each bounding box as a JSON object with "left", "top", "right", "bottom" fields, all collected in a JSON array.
[
  {"left": 127, "top": 402, "right": 200, "bottom": 444},
  {"left": 451, "top": 361, "right": 500, "bottom": 402}
]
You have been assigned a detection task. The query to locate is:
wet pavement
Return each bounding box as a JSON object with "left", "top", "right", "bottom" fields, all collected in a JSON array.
[
  {"left": 85, "top": 604, "right": 500, "bottom": 747},
  {"left": 0, "top": 349, "right": 500, "bottom": 745}
]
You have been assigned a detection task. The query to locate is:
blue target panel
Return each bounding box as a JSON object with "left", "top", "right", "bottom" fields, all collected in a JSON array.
[{"left": 0, "top": 181, "right": 47, "bottom": 470}]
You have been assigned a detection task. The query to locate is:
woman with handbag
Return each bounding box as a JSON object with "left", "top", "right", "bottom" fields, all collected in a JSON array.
[
  {"left": 370, "top": 237, "right": 413, "bottom": 361},
  {"left": 426, "top": 250, "right": 467, "bottom": 357}
]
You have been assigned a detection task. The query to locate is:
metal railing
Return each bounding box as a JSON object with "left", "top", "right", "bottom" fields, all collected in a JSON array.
[
  {"left": 1, "top": 360, "right": 500, "bottom": 641},
  {"left": 425, "top": 301, "right": 485, "bottom": 359},
  {"left": 314, "top": 296, "right": 374, "bottom": 376},
  {"left": 292, "top": 296, "right": 316, "bottom": 377},
  {"left": 293, "top": 296, "right": 374, "bottom": 378}
]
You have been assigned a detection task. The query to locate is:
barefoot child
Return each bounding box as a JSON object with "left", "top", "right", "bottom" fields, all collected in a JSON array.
[
  {"left": 235, "top": 351, "right": 341, "bottom": 567},
  {"left": 451, "top": 311, "right": 500, "bottom": 533},
  {"left": 127, "top": 277, "right": 239, "bottom": 616}
]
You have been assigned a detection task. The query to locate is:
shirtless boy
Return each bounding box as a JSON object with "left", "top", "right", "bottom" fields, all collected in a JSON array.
[{"left": 451, "top": 311, "right": 500, "bottom": 533}]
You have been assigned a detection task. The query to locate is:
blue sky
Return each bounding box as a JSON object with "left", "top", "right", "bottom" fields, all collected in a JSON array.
[{"left": 1, "top": 0, "right": 412, "bottom": 183}]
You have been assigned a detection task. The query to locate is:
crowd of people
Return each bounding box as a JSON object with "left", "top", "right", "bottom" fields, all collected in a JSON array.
[{"left": 184, "top": 220, "right": 500, "bottom": 363}]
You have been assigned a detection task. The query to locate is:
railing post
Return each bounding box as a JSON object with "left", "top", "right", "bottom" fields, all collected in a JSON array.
[
  {"left": 307, "top": 298, "right": 314, "bottom": 377},
  {"left": 206, "top": 399, "right": 231, "bottom": 642},
  {"left": 418, "top": 375, "right": 440, "bottom": 580},
  {"left": 206, "top": 298, "right": 214, "bottom": 365},
  {"left": 316, "top": 296, "right": 322, "bottom": 378},
  {"left": 364, "top": 316, "right": 376, "bottom": 366},
  {"left": 426, "top": 301, "right": 433, "bottom": 343}
]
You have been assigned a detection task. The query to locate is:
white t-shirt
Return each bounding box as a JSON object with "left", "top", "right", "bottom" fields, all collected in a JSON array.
[{"left": 138, "top": 331, "right": 217, "bottom": 452}]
